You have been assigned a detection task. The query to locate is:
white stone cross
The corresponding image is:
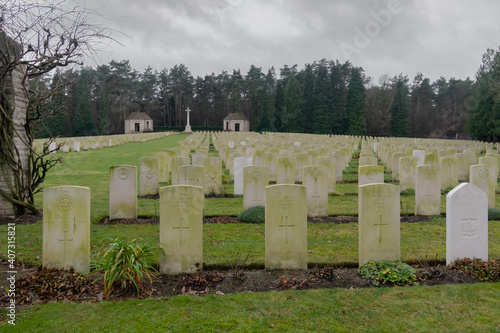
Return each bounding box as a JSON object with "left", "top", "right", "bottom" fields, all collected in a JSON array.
[{"left": 184, "top": 107, "right": 192, "bottom": 132}]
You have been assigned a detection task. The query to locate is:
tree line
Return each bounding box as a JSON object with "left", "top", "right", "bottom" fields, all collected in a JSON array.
[{"left": 32, "top": 50, "right": 500, "bottom": 140}]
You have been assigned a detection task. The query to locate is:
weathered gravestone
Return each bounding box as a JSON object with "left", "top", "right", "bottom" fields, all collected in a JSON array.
[
  {"left": 303, "top": 165, "right": 328, "bottom": 217},
  {"left": 191, "top": 152, "right": 206, "bottom": 166},
  {"left": 359, "top": 156, "right": 377, "bottom": 166},
  {"left": 399, "top": 156, "right": 417, "bottom": 191},
  {"left": 413, "top": 150, "right": 426, "bottom": 166},
  {"left": 43, "top": 186, "right": 90, "bottom": 273},
  {"left": 170, "top": 157, "right": 190, "bottom": 185},
  {"left": 318, "top": 156, "right": 336, "bottom": 194},
  {"left": 203, "top": 157, "right": 222, "bottom": 195},
  {"left": 358, "top": 165, "right": 384, "bottom": 186},
  {"left": 358, "top": 184, "right": 400, "bottom": 265},
  {"left": 243, "top": 165, "right": 269, "bottom": 210},
  {"left": 159, "top": 185, "right": 204, "bottom": 274},
  {"left": 479, "top": 156, "right": 499, "bottom": 191},
  {"left": 391, "top": 153, "right": 404, "bottom": 182},
  {"left": 178, "top": 165, "right": 204, "bottom": 189},
  {"left": 154, "top": 152, "right": 169, "bottom": 183},
  {"left": 424, "top": 151, "right": 438, "bottom": 166},
  {"left": 265, "top": 185, "right": 307, "bottom": 270},
  {"left": 276, "top": 157, "right": 295, "bottom": 184},
  {"left": 470, "top": 164, "right": 495, "bottom": 209},
  {"left": 234, "top": 156, "right": 253, "bottom": 195},
  {"left": 456, "top": 152, "right": 469, "bottom": 182},
  {"left": 446, "top": 183, "right": 488, "bottom": 266},
  {"left": 139, "top": 156, "right": 159, "bottom": 196},
  {"left": 440, "top": 156, "right": 458, "bottom": 190},
  {"left": 294, "top": 152, "right": 309, "bottom": 182},
  {"left": 415, "top": 165, "right": 441, "bottom": 216},
  {"left": 109, "top": 165, "right": 137, "bottom": 220}
]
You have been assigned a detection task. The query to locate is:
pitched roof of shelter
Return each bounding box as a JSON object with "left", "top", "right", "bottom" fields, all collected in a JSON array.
[
  {"left": 125, "top": 112, "right": 153, "bottom": 121},
  {"left": 223, "top": 112, "right": 249, "bottom": 121}
]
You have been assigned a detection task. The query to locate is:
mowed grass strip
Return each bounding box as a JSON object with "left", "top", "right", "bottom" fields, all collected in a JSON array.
[
  {"left": 10, "top": 220, "right": 500, "bottom": 268},
  {"left": 10, "top": 283, "right": 500, "bottom": 332}
]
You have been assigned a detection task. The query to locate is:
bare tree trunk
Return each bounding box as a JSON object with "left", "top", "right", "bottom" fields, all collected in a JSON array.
[{"left": 0, "top": 35, "right": 30, "bottom": 217}]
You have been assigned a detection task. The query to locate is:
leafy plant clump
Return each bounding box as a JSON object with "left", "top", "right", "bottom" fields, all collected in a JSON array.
[
  {"left": 94, "top": 238, "right": 159, "bottom": 299},
  {"left": 400, "top": 188, "right": 415, "bottom": 196},
  {"left": 238, "top": 206, "right": 265, "bottom": 223},
  {"left": 357, "top": 260, "right": 418, "bottom": 286},
  {"left": 449, "top": 258, "right": 500, "bottom": 282},
  {"left": 488, "top": 208, "right": 500, "bottom": 221}
]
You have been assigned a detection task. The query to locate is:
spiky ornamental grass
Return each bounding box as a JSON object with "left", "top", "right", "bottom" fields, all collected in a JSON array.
[{"left": 94, "top": 238, "right": 159, "bottom": 299}]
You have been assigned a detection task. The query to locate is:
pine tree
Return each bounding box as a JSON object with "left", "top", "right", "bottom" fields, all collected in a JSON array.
[
  {"left": 72, "top": 68, "right": 97, "bottom": 136},
  {"left": 302, "top": 64, "right": 315, "bottom": 133},
  {"left": 345, "top": 67, "right": 366, "bottom": 135},
  {"left": 330, "top": 62, "right": 346, "bottom": 134},
  {"left": 274, "top": 82, "right": 284, "bottom": 132},
  {"left": 466, "top": 47, "right": 500, "bottom": 141},
  {"left": 282, "top": 74, "right": 303, "bottom": 133},
  {"left": 312, "top": 62, "right": 332, "bottom": 134},
  {"left": 390, "top": 76, "right": 410, "bottom": 137}
]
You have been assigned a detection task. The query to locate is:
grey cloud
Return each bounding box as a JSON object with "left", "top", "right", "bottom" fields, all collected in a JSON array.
[{"left": 76, "top": 0, "right": 500, "bottom": 82}]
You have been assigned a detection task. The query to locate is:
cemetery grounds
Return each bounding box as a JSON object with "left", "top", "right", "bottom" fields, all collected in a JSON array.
[{"left": 1, "top": 133, "right": 499, "bottom": 332}]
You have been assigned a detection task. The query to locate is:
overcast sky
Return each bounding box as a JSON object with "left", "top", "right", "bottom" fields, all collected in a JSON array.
[{"left": 78, "top": 0, "right": 500, "bottom": 84}]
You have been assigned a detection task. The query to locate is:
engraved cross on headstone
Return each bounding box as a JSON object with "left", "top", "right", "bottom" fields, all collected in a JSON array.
[
  {"left": 373, "top": 215, "right": 389, "bottom": 243},
  {"left": 58, "top": 230, "right": 73, "bottom": 256},
  {"left": 279, "top": 216, "right": 295, "bottom": 243},
  {"left": 173, "top": 217, "right": 190, "bottom": 245}
]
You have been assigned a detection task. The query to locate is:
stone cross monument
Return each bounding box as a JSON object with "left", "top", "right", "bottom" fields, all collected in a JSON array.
[{"left": 184, "top": 107, "right": 192, "bottom": 133}]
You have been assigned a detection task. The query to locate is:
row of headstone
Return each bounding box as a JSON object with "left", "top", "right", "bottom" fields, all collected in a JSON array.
[
  {"left": 43, "top": 181, "right": 488, "bottom": 274},
  {"left": 35, "top": 132, "right": 170, "bottom": 154}
]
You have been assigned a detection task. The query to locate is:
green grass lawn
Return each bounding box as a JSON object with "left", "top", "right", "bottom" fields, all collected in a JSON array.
[{"left": 2, "top": 134, "right": 500, "bottom": 332}]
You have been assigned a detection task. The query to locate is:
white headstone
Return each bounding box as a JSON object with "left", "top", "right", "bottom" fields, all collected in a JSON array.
[
  {"left": 159, "top": 185, "right": 203, "bottom": 274},
  {"left": 358, "top": 183, "right": 400, "bottom": 265},
  {"left": 43, "top": 186, "right": 90, "bottom": 273},
  {"left": 276, "top": 157, "right": 295, "bottom": 185},
  {"left": 265, "top": 184, "right": 307, "bottom": 270},
  {"left": 415, "top": 165, "right": 441, "bottom": 216},
  {"left": 109, "top": 165, "right": 137, "bottom": 220},
  {"left": 359, "top": 165, "right": 384, "bottom": 186},
  {"left": 243, "top": 165, "right": 269, "bottom": 210},
  {"left": 203, "top": 157, "right": 222, "bottom": 195},
  {"left": 234, "top": 156, "right": 253, "bottom": 195},
  {"left": 303, "top": 165, "right": 328, "bottom": 217},
  {"left": 139, "top": 156, "right": 159, "bottom": 196},
  {"left": 178, "top": 165, "right": 204, "bottom": 189},
  {"left": 446, "top": 183, "right": 488, "bottom": 266}
]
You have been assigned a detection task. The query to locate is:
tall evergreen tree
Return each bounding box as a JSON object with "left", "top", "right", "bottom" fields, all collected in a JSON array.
[
  {"left": 390, "top": 75, "right": 410, "bottom": 137},
  {"left": 274, "top": 81, "right": 284, "bottom": 132},
  {"left": 345, "top": 67, "right": 366, "bottom": 135},
  {"left": 466, "top": 47, "right": 500, "bottom": 141},
  {"left": 302, "top": 64, "right": 315, "bottom": 133},
  {"left": 282, "top": 74, "right": 303, "bottom": 133},
  {"left": 330, "top": 62, "right": 346, "bottom": 134},
  {"left": 43, "top": 71, "right": 67, "bottom": 137},
  {"left": 312, "top": 61, "right": 332, "bottom": 134},
  {"left": 71, "top": 68, "right": 97, "bottom": 136}
]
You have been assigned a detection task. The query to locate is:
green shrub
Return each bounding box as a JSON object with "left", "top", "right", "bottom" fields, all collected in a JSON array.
[
  {"left": 441, "top": 186, "right": 454, "bottom": 195},
  {"left": 238, "top": 206, "right": 265, "bottom": 223},
  {"left": 488, "top": 208, "right": 500, "bottom": 220},
  {"left": 94, "top": 238, "right": 159, "bottom": 299},
  {"left": 357, "top": 260, "right": 417, "bottom": 286},
  {"left": 449, "top": 258, "right": 500, "bottom": 282},
  {"left": 400, "top": 188, "right": 415, "bottom": 196}
]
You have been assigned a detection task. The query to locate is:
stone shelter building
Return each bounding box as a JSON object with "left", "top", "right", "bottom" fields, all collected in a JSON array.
[
  {"left": 124, "top": 112, "right": 153, "bottom": 134},
  {"left": 223, "top": 113, "right": 250, "bottom": 132}
]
